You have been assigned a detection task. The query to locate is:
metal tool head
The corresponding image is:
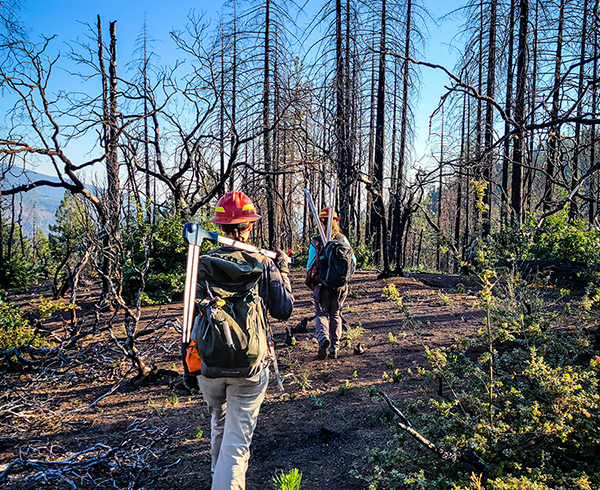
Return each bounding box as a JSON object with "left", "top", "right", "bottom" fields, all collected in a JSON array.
[{"left": 183, "top": 222, "right": 218, "bottom": 247}]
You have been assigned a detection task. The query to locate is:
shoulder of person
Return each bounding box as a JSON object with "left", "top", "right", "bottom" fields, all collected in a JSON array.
[
  {"left": 253, "top": 253, "right": 281, "bottom": 274},
  {"left": 247, "top": 250, "right": 268, "bottom": 265},
  {"left": 212, "top": 248, "right": 269, "bottom": 269}
]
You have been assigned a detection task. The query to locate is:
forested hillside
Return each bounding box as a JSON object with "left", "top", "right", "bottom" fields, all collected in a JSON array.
[{"left": 1, "top": 0, "right": 599, "bottom": 488}]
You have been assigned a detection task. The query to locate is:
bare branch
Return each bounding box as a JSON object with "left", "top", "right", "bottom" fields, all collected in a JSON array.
[{"left": 379, "top": 391, "right": 485, "bottom": 472}]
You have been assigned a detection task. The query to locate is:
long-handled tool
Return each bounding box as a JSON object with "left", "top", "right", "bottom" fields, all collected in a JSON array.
[
  {"left": 183, "top": 222, "right": 276, "bottom": 259},
  {"left": 182, "top": 222, "right": 277, "bottom": 344},
  {"left": 181, "top": 222, "right": 284, "bottom": 390},
  {"left": 303, "top": 189, "right": 327, "bottom": 243},
  {"left": 266, "top": 325, "right": 284, "bottom": 391},
  {"left": 325, "top": 180, "right": 337, "bottom": 243}
]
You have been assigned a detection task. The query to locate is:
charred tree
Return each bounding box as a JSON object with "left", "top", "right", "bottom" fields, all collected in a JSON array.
[{"left": 510, "top": 0, "right": 529, "bottom": 226}]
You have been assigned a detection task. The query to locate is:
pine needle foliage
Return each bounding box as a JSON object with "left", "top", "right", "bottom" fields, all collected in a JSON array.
[{"left": 272, "top": 468, "right": 302, "bottom": 490}]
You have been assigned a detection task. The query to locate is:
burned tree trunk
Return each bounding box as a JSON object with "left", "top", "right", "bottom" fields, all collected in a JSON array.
[
  {"left": 372, "top": 0, "right": 390, "bottom": 273},
  {"left": 510, "top": 0, "right": 529, "bottom": 226}
]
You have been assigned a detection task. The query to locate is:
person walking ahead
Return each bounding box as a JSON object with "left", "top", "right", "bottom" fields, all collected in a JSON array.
[
  {"left": 306, "top": 207, "right": 355, "bottom": 360},
  {"left": 196, "top": 191, "right": 293, "bottom": 490}
]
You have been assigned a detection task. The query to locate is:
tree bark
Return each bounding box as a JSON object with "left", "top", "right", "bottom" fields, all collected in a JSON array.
[
  {"left": 482, "top": 0, "right": 497, "bottom": 238},
  {"left": 542, "top": 0, "right": 565, "bottom": 212},
  {"left": 372, "top": 0, "right": 389, "bottom": 272},
  {"left": 510, "top": 0, "right": 529, "bottom": 226},
  {"left": 501, "top": 0, "right": 516, "bottom": 229},
  {"left": 393, "top": 0, "right": 412, "bottom": 271},
  {"left": 572, "top": 0, "right": 589, "bottom": 220},
  {"left": 437, "top": 106, "right": 444, "bottom": 271},
  {"left": 263, "top": 0, "right": 276, "bottom": 249},
  {"left": 97, "top": 17, "right": 120, "bottom": 298},
  {"left": 590, "top": 0, "right": 599, "bottom": 224}
]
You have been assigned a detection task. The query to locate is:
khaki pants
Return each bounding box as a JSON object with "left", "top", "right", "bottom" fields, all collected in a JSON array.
[
  {"left": 198, "top": 367, "right": 269, "bottom": 490},
  {"left": 313, "top": 285, "right": 348, "bottom": 352}
]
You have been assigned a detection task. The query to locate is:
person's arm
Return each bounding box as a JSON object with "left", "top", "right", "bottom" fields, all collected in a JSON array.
[
  {"left": 306, "top": 242, "right": 317, "bottom": 270},
  {"left": 258, "top": 257, "right": 294, "bottom": 320},
  {"left": 341, "top": 235, "right": 357, "bottom": 266}
]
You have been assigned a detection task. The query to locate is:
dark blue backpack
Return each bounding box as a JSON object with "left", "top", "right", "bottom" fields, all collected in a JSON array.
[{"left": 319, "top": 235, "right": 355, "bottom": 288}]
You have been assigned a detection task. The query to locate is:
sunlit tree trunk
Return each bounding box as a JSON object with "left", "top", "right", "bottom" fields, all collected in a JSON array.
[
  {"left": 482, "top": 0, "right": 497, "bottom": 237},
  {"left": 501, "top": 0, "right": 516, "bottom": 229},
  {"left": 542, "top": 0, "right": 565, "bottom": 212},
  {"left": 372, "top": 0, "right": 390, "bottom": 272},
  {"left": 98, "top": 17, "right": 120, "bottom": 297}
]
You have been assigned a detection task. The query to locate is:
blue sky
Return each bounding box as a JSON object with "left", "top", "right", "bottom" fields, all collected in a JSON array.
[{"left": 19, "top": 0, "right": 463, "bottom": 172}]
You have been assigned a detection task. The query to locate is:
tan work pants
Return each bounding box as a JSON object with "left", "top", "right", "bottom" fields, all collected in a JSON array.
[{"left": 198, "top": 367, "right": 269, "bottom": 490}]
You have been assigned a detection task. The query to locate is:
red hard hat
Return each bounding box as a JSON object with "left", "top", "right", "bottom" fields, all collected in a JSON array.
[
  {"left": 318, "top": 207, "right": 340, "bottom": 221},
  {"left": 210, "top": 191, "right": 261, "bottom": 224}
]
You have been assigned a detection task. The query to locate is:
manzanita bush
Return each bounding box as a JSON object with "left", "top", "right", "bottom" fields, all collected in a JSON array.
[{"left": 367, "top": 266, "right": 600, "bottom": 490}]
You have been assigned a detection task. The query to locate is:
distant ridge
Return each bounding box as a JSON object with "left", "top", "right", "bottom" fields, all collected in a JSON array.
[{"left": 1, "top": 169, "right": 68, "bottom": 234}]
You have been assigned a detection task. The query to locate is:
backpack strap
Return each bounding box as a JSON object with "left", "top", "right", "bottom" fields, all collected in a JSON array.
[{"left": 311, "top": 236, "right": 324, "bottom": 258}]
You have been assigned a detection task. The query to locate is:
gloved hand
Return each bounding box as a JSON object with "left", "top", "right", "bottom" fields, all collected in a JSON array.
[{"left": 275, "top": 250, "right": 291, "bottom": 274}]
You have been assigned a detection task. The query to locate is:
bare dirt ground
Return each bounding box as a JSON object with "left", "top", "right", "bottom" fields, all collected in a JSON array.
[{"left": 0, "top": 269, "right": 485, "bottom": 490}]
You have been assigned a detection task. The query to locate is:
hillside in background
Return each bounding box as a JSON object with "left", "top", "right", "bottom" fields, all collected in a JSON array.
[{"left": 2, "top": 170, "right": 66, "bottom": 234}]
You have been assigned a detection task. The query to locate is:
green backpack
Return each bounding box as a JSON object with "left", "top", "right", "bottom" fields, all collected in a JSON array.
[{"left": 191, "top": 249, "right": 268, "bottom": 378}]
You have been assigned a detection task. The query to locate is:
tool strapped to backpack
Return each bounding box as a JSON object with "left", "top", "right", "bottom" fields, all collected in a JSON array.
[
  {"left": 182, "top": 224, "right": 284, "bottom": 390},
  {"left": 187, "top": 250, "right": 268, "bottom": 378},
  {"left": 303, "top": 184, "right": 355, "bottom": 290},
  {"left": 319, "top": 235, "right": 356, "bottom": 288}
]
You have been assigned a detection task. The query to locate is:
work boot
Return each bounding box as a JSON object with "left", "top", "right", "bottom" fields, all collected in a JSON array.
[
  {"left": 328, "top": 349, "right": 339, "bottom": 359},
  {"left": 318, "top": 339, "right": 330, "bottom": 360}
]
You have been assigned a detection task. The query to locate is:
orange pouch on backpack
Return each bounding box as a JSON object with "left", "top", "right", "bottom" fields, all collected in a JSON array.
[{"left": 186, "top": 340, "right": 202, "bottom": 375}]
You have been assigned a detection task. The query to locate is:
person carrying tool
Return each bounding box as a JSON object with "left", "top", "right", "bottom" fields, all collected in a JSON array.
[
  {"left": 194, "top": 191, "right": 293, "bottom": 490},
  {"left": 306, "top": 207, "right": 355, "bottom": 360}
]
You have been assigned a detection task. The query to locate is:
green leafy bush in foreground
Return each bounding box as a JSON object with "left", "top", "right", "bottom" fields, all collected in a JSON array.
[
  {"left": 0, "top": 296, "right": 70, "bottom": 351},
  {"left": 366, "top": 274, "right": 600, "bottom": 490},
  {"left": 273, "top": 468, "right": 302, "bottom": 490}
]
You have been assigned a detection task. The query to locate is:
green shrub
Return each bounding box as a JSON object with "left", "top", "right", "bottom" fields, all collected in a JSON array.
[
  {"left": 0, "top": 299, "right": 35, "bottom": 351},
  {"left": 367, "top": 271, "right": 600, "bottom": 490},
  {"left": 2, "top": 254, "right": 35, "bottom": 289},
  {"left": 310, "top": 394, "right": 322, "bottom": 409},
  {"left": 0, "top": 297, "right": 68, "bottom": 351},
  {"left": 352, "top": 239, "right": 373, "bottom": 270},
  {"left": 273, "top": 468, "right": 302, "bottom": 490},
  {"left": 47, "top": 192, "right": 95, "bottom": 290},
  {"left": 122, "top": 211, "right": 216, "bottom": 305},
  {"left": 488, "top": 224, "right": 530, "bottom": 264},
  {"left": 0, "top": 218, "right": 38, "bottom": 288},
  {"left": 143, "top": 272, "right": 186, "bottom": 305},
  {"left": 525, "top": 208, "right": 600, "bottom": 263}
]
